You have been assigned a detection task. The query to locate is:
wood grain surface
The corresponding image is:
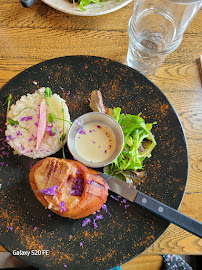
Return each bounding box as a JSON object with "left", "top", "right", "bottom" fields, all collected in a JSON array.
[{"left": 0, "top": 0, "right": 201, "bottom": 268}]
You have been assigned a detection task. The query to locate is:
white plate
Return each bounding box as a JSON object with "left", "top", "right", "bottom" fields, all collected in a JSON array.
[{"left": 41, "top": 0, "right": 133, "bottom": 16}]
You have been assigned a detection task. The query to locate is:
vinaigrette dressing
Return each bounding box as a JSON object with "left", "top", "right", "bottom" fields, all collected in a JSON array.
[{"left": 75, "top": 122, "right": 116, "bottom": 163}]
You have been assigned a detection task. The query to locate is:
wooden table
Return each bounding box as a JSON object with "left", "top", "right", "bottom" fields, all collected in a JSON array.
[{"left": 0, "top": 0, "right": 201, "bottom": 269}]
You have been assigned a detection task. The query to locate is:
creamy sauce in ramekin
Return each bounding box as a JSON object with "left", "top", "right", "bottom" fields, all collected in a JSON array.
[{"left": 75, "top": 122, "right": 116, "bottom": 163}]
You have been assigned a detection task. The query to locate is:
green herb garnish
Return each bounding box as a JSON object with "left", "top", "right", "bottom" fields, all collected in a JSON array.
[
  {"left": 51, "top": 126, "right": 57, "bottom": 135},
  {"left": 44, "top": 87, "right": 57, "bottom": 137},
  {"left": 78, "top": 0, "right": 104, "bottom": 11},
  {"left": 14, "top": 107, "right": 32, "bottom": 117},
  {"left": 3, "top": 94, "right": 28, "bottom": 130},
  {"left": 44, "top": 87, "right": 52, "bottom": 98},
  {"left": 44, "top": 88, "right": 68, "bottom": 156},
  {"left": 55, "top": 117, "right": 71, "bottom": 123},
  {"left": 45, "top": 87, "right": 56, "bottom": 124},
  {"left": 4, "top": 94, "right": 12, "bottom": 117},
  {"left": 8, "top": 118, "right": 28, "bottom": 131},
  {"left": 48, "top": 113, "right": 56, "bottom": 123},
  {"left": 8, "top": 118, "right": 19, "bottom": 126}
]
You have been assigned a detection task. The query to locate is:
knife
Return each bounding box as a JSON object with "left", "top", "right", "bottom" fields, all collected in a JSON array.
[{"left": 99, "top": 172, "right": 202, "bottom": 238}]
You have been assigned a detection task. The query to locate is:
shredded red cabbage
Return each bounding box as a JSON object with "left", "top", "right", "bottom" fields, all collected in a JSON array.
[
  {"left": 46, "top": 124, "right": 57, "bottom": 136},
  {"left": 2, "top": 151, "right": 9, "bottom": 157},
  {"left": 101, "top": 204, "right": 107, "bottom": 212},
  {"left": 82, "top": 218, "right": 91, "bottom": 226},
  {"left": 78, "top": 127, "right": 86, "bottom": 135},
  {"left": 6, "top": 135, "right": 16, "bottom": 141},
  {"left": 16, "top": 130, "right": 22, "bottom": 136},
  {"left": 20, "top": 116, "right": 33, "bottom": 121},
  {"left": 21, "top": 145, "right": 25, "bottom": 150},
  {"left": 93, "top": 214, "right": 103, "bottom": 228},
  {"left": 70, "top": 177, "right": 84, "bottom": 197},
  {"left": 41, "top": 185, "right": 58, "bottom": 196},
  {"left": 110, "top": 195, "right": 119, "bottom": 201},
  {"left": 58, "top": 201, "right": 67, "bottom": 212},
  {"left": 94, "top": 214, "right": 103, "bottom": 221}
]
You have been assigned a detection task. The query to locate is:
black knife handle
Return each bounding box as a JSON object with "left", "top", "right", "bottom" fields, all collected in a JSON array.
[
  {"left": 21, "top": 0, "right": 36, "bottom": 8},
  {"left": 134, "top": 191, "right": 202, "bottom": 238}
]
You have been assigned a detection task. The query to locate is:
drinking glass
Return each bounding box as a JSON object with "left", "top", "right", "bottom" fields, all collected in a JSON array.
[{"left": 127, "top": 0, "right": 202, "bottom": 75}]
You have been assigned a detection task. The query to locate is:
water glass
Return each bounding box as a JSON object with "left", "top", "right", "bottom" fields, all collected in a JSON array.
[{"left": 127, "top": 0, "right": 202, "bottom": 75}]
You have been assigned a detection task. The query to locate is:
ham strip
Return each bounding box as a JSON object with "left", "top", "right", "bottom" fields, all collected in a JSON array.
[{"left": 36, "top": 99, "right": 47, "bottom": 151}]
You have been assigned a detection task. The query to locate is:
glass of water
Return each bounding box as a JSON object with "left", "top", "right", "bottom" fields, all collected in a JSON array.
[{"left": 127, "top": 0, "right": 202, "bottom": 75}]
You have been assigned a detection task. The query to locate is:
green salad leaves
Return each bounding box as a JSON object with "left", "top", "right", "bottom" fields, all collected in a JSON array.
[
  {"left": 104, "top": 107, "right": 156, "bottom": 181},
  {"left": 78, "top": 0, "right": 106, "bottom": 11}
]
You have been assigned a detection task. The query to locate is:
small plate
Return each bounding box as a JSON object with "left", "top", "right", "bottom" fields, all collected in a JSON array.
[{"left": 41, "top": 0, "right": 133, "bottom": 16}]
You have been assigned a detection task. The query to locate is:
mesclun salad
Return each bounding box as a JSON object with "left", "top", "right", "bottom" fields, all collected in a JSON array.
[
  {"left": 90, "top": 90, "right": 157, "bottom": 185},
  {"left": 104, "top": 107, "right": 156, "bottom": 183},
  {"left": 69, "top": 0, "right": 108, "bottom": 11}
]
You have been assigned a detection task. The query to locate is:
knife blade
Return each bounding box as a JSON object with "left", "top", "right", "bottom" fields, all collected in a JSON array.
[{"left": 99, "top": 172, "right": 202, "bottom": 238}]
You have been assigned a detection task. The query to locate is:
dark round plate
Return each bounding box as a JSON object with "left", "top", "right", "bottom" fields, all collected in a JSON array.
[{"left": 0, "top": 56, "right": 188, "bottom": 270}]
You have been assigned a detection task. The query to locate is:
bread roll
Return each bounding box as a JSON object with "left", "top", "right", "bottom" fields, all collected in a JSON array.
[{"left": 29, "top": 157, "right": 108, "bottom": 219}]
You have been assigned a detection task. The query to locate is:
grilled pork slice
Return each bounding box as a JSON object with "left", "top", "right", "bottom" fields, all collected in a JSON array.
[{"left": 29, "top": 157, "right": 108, "bottom": 219}]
